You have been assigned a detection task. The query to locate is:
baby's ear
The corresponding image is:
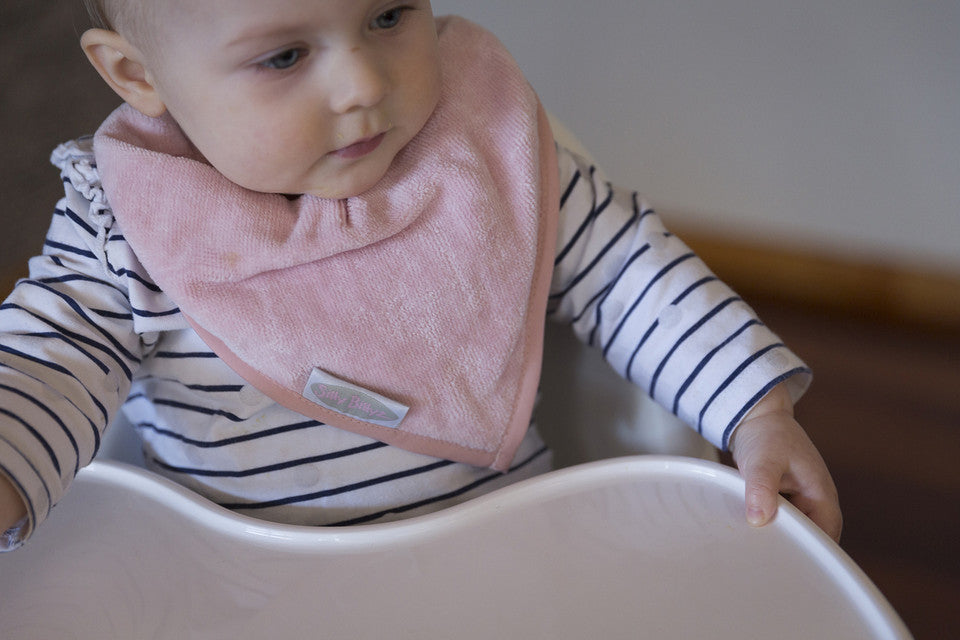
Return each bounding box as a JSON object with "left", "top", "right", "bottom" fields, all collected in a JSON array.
[{"left": 80, "top": 29, "right": 166, "bottom": 118}]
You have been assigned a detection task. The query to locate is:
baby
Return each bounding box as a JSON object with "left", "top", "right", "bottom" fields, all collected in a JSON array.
[{"left": 0, "top": 0, "right": 841, "bottom": 549}]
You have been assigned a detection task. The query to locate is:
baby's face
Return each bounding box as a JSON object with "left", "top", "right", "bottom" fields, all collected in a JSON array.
[{"left": 140, "top": 0, "right": 441, "bottom": 198}]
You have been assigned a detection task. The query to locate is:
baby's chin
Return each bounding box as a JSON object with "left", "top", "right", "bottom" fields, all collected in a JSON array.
[
  {"left": 301, "top": 185, "right": 370, "bottom": 200},
  {"left": 299, "top": 172, "right": 390, "bottom": 200},
  {"left": 232, "top": 147, "right": 400, "bottom": 200},
  {"left": 254, "top": 177, "right": 382, "bottom": 201}
]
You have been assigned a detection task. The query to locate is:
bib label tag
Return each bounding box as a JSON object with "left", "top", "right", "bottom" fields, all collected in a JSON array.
[{"left": 303, "top": 368, "right": 409, "bottom": 429}]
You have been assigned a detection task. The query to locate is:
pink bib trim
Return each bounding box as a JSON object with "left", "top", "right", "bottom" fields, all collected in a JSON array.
[{"left": 94, "top": 17, "right": 559, "bottom": 470}]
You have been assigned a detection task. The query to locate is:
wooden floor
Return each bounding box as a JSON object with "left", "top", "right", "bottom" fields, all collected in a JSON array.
[{"left": 742, "top": 296, "right": 960, "bottom": 640}]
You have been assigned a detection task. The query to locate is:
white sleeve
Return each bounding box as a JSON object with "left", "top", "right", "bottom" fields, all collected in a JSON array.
[
  {"left": 0, "top": 176, "right": 146, "bottom": 550},
  {"left": 548, "top": 145, "right": 811, "bottom": 450}
]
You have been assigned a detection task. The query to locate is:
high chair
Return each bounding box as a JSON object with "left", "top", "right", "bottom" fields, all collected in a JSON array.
[
  {"left": 0, "top": 117, "right": 911, "bottom": 639},
  {"left": 0, "top": 329, "right": 912, "bottom": 640}
]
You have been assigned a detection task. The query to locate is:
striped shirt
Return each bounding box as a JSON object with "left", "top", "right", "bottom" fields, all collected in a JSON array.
[{"left": 0, "top": 138, "right": 809, "bottom": 548}]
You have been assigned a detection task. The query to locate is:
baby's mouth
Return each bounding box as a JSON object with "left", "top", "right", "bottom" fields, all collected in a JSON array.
[{"left": 330, "top": 132, "right": 386, "bottom": 160}]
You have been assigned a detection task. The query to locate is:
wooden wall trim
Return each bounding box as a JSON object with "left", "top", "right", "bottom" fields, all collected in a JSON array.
[{"left": 673, "top": 226, "right": 960, "bottom": 331}]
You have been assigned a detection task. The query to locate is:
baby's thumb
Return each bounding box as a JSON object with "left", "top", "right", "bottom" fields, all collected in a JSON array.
[{"left": 742, "top": 464, "right": 782, "bottom": 527}]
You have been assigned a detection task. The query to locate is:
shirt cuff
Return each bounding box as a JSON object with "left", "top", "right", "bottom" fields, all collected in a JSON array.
[
  {"left": 1, "top": 515, "right": 29, "bottom": 552},
  {"left": 714, "top": 347, "right": 812, "bottom": 450}
]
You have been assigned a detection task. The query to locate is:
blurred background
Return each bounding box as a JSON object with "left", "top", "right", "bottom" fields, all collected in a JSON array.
[{"left": 2, "top": 2, "right": 958, "bottom": 637}]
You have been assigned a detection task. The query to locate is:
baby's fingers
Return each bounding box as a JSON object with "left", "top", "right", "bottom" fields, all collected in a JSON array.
[
  {"left": 781, "top": 474, "right": 843, "bottom": 542},
  {"left": 741, "top": 450, "right": 843, "bottom": 542},
  {"left": 740, "top": 459, "right": 785, "bottom": 528},
  {"left": 741, "top": 461, "right": 842, "bottom": 543}
]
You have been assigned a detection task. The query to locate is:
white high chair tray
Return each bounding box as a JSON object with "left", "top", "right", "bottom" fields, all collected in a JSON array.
[{"left": 0, "top": 456, "right": 910, "bottom": 639}]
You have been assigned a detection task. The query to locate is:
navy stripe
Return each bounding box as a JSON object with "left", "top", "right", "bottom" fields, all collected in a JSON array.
[
  {"left": 648, "top": 295, "right": 739, "bottom": 397},
  {"left": 0, "top": 434, "right": 53, "bottom": 522},
  {"left": 624, "top": 277, "right": 718, "bottom": 384},
  {"left": 721, "top": 368, "right": 810, "bottom": 450},
  {"left": 624, "top": 321, "right": 659, "bottom": 384},
  {"left": 564, "top": 197, "right": 657, "bottom": 322},
  {"left": 91, "top": 309, "right": 134, "bottom": 320},
  {"left": 559, "top": 199, "right": 654, "bottom": 325},
  {"left": 586, "top": 244, "right": 653, "bottom": 344},
  {"left": 329, "top": 445, "right": 550, "bottom": 526},
  {"left": 186, "top": 383, "right": 245, "bottom": 393},
  {"left": 0, "top": 345, "right": 110, "bottom": 429},
  {"left": 109, "top": 266, "right": 163, "bottom": 293},
  {"left": 154, "top": 350, "right": 219, "bottom": 359},
  {"left": 19, "top": 332, "right": 112, "bottom": 376},
  {"left": 697, "top": 344, "right": 786, "bottom": 435},
  {"left": 549, "top": 202, "right": 639, "bottom": 301},
  {"left": 0, "top": 382, "right": 81, "bottom": 473},
  {"left": 555, "top": 183, "right": 614, "bottom": 266},
  {"left": 559, "top": 168, "right": 581, "bottom": 210},
  {"left": 601, "top": 253, "right": 696, "bottom": 356},
  {"left": 132, "top": 418, "right": 336, "bottom": 448},
  {"left": 1, "top": 302, "right": 134, "bottom": 377},
  {"left": 36, "top": 273, "right": 123, "bottom": 293},
  {"left": 219, "top": 459, "right": 457, "bottom": 510},
  {"left": 672, "top": 319, "right": 761, "bottom": 414},
  {"left": 140, "top": 396, "right": 249, "bottom": 422},
  {"left": 555, "top": 167, "right": 610, "bottom": 265},
  {"left": 673, "top": 276, "right": 718, "bottom": 304},
  {"left": 132, "top": 305, "right": 181, "bottom": 318},
  {"left": 43, "top": 240, "right": 96, "bottom": 260},
  {"left": 0, "top": 407, "right": 61, "bottom": 476},
  {"left": 148, "top": 441, "right": 389, "bottom": 478},
  {"left": 61, "top": 206, "right": 98, "bottom": 237},
  {"left": 18, "top": 280, "right": 141, "bottom": 365},
  {"left": 569, "top": 281, "right": 612, "bottom": 324}
]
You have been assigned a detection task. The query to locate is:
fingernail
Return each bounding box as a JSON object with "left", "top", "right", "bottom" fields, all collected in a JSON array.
[{"left": 747, "top": 506, "right": 765, "bottom": 526}]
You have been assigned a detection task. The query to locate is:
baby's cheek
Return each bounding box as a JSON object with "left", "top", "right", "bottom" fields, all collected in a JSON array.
[{"left": 220, "top": 130, "right": 308, "bottom": 193}]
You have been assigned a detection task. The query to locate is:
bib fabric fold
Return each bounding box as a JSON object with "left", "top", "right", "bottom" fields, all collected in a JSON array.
[{"left": 94, "top": 16, "right": 559, "bottom": 470}]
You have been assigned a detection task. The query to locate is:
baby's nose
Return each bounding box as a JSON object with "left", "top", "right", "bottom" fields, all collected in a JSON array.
[{"left": 328, "top": 48, "right": 388, "bottom": 113}]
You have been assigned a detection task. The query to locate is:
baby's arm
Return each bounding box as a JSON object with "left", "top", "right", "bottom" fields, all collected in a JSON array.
[
  {"left": 548, "top": 146, "right": 841, "bottom": 539},
  {"left": 729, "top": 383, "right": 842, "bottom": 541},
  {"left": 0, "top": 144, "right": 148, "bottom": 549}
]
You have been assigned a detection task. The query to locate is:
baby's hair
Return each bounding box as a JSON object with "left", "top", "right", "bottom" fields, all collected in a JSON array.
[
  {"left": 80, "top": 0, "right": 154, "bottom": 49},
  {"left": 81, "top": 0, "right": 115, "bottom": 30}
]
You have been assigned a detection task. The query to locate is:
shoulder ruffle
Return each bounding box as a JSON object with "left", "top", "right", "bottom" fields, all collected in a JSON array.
[
  {"left": 50, "top": 136, "right": 186, "bottom": 334},
  {"left": 50, "top": 137, "right": 112, "bottom": 220}
]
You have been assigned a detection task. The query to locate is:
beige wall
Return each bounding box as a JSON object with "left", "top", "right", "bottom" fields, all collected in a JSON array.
[{"left": 437, "top": 0, "right": 960, "bottom": 273}]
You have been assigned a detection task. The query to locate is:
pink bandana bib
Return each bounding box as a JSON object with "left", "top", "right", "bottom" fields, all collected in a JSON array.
[{"left": 94, "top": 17, "right": 558, "bottom": 470}]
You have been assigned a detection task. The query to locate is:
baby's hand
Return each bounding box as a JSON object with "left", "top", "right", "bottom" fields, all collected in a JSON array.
[
  {"left": 728, "top": 383, "right": 842, "bottom": 542},
  {"left": 0, "top": 473, "right": 27, "bottom": 537}
]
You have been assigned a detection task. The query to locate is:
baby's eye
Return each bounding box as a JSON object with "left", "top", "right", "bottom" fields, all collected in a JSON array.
[
  {"left": 371, "top": 7, "right": 408, "bottom": 30},
  {"left": 259, "top": 48, "right": 307, "bottom": 71}
]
